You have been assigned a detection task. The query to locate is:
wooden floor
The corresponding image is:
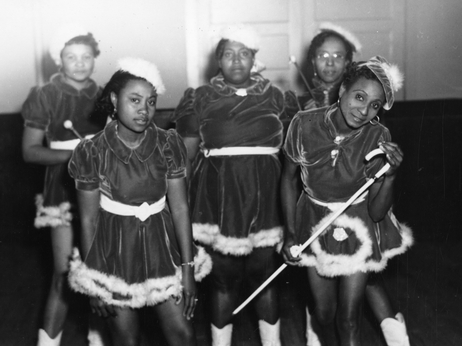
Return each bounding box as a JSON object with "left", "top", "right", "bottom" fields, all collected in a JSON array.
[{"left": 1, "top": 229, "right": 461, "bottom": 346}]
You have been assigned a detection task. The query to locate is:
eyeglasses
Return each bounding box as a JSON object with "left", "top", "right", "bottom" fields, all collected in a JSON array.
[{"left": 316, "top": 52, "right": 345, "bottom": 62}]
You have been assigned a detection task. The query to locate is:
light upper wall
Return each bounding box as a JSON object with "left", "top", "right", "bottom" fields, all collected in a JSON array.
[{"left": 0, "top": 0, "right": 461, "bottom": 114}]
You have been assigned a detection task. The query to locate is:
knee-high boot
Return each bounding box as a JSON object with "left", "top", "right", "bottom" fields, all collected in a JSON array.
[
  {"left": 258, "top": 319, "right": 281, "bottom": 346},
  {"left": 211, "top": 324, "right": 233, "bottom": 346},
  {"left": 380, "top": 312, "right": 410, "bottom": 346},
  {"left": 37, "top": 329, "right": 62, "bottom": 346},
  {"left": 305, "top": 307, "right": 321, "bottom": 346}
]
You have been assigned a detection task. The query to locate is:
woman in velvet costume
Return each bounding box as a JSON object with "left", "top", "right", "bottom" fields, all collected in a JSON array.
[
  {"left": 22, "top": 26, "right": 105, "bottom": 346},
  {"left": 298, "top": 24, "right": 412, "bottom": 346},
  {"left": 281, "top": 57, "right": 413, "bottom": 346},
  {"left": 171, "top": 25, "right": 297, "bottom": 346},
  {"left": 67, "top": 58, "right": 211, "bottom": 346}
]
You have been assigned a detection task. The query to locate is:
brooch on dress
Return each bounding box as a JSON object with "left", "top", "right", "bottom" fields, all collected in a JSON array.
[
  {"left": 235, "top": 89, "right": 247, "bottom": 96},
  {"left": 333, "top": 227, "right": 349, "bottom": 241}
]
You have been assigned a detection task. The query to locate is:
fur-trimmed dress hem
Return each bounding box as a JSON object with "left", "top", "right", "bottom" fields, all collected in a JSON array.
[
  {"left": 34, "top": 194, "right": 72, "bottom": 228},
  {"left": 69, "top": 247, "right": 212, "bottom": 308},
  {"left": 294, "top": 214, "right": 414, "bottom": 277},
  {"left": 193, "top": 223, "right": 283, "bottom": 256}
]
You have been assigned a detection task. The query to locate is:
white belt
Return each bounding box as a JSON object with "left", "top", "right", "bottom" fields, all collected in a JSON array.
[
  {"left": 308, "top": 191, "right": 368, "bottom": 211},
  {"left": 100, "top": 194, "right": 166, "bottom": 222},
  {"left": 49, "top": 134, "right": 94, "bottom": 150},
  {"left": 202, "top": 146, "right": 279, "bottom": 157}
]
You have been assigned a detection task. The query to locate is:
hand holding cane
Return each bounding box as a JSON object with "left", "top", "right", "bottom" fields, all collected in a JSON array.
[
  {"left": 63, "top": 120, "right": 84, "bottom": 140},
  {"left": 232, "top": 148, "right": 390, "bottom": 315}
]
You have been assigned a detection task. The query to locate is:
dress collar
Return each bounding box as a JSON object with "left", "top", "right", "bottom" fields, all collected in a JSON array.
[
  {"left": 50, "top": 73, "right": 99, "bottom": 99},
  {"left": 103, "top": 120, "right": 158, "bottom": 164},
  {"left": 210, "top": 73, "right": 271, "bottom": 96}
]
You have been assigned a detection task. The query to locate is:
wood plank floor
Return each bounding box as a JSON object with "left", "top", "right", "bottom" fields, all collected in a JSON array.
[{"left": 1, "top": 230, "right": 461, "bottom": 346}]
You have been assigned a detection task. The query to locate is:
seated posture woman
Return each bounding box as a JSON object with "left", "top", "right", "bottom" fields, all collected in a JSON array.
[{"left": 281, "top": 56, "right": 413, "bottom": 346}]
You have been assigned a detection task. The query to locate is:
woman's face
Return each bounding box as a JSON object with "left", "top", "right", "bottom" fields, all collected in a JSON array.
[
  {"left": 111, "top": 79, "right": 157, "bottom": 138},
  {"left": 218, "top": 41, "right": 255, "bottom": 88},
  {"left": 312, "top": 36, "right": 349, "bottom": 86},
  {"left": 337, "top": 77, "right": 385, "bottom": 131},
  {"left": 61, "top": 43, "right": 95, "bottom": 89}
]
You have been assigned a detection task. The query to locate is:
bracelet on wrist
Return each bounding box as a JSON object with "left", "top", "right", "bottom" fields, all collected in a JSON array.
[{"left": 181, "top": 260, "right": 195, "bottom": 267}]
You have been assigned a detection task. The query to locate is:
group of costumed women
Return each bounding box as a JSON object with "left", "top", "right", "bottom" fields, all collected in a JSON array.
[{"left": 22, "top": 21, "right": 412, "bottom": 346}]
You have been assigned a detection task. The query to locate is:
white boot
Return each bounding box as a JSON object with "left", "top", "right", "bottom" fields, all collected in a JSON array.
[
  {"left": 258, "top": 319, "right": 282, "bottom": 346},
  {"left": 211, "top": 324, "right": 233, "bottom": 346},
  {"left": 37, "top": 329, "right": 62, "bottom": 346},
  {"left": 88, "top": 327, "right": 106, "bottom": 346},
  {"left": 380, "top": 312, "right": 410, "bottom": 346},
  {"left": 306, "top": 307, "right": 321, "bottom": 346},
  {"left": 88, "top": 315, "right": 109, "bottom": 346}
]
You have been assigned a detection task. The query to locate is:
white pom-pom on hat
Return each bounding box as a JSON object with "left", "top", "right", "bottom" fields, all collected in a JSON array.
[
  {"left": 384, "top": 63, "right": 404, "bottom": 92},
  {"left": 49, "top": 23, "right": 89, "bottom": 65},
  {"left": 117, "top": 57, "right": 166, "bottom": 95},
  {"left": 318, "top": 22, "right": 362, "bottom": 53},
  {"left": 212, "top": 23, "right": 260, "bottom": 51}
]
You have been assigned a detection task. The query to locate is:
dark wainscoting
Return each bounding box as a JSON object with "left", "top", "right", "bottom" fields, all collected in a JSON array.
[{"left": 1, "top": 101, "right": 461, "bottom": 242}]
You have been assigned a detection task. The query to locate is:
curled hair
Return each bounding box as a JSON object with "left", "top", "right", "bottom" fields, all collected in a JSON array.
[
  {"left": 64, "top": 33, "right": 100, "bottom": 58},
  {"left": 215, "top": 38, "right": 257, "bottom": 60},
  {"left": 307, "top": 30, "right": 356, "bottom": 63},
  {"left": 92, "top": 71, "right": 148, "bottom": 119},
  {"left": 342, "top": 62, "right": 386, "bottom": 114},
  {"left": 342, "top": 62, "right": 381, "bottom": 91}
]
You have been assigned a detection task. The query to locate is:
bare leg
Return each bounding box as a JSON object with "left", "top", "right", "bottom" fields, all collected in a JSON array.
[
  {"left": 42, "top": 225, "right": 73, "bottom": 338},
  {"left": 246, "top": 247, "right": 279, "bottom": 324},
  {"left": 336, "top": 272, "right": 369, "bottom": 346},
  {"left": 105, "top": 308, "right": 140, "bottom": 346},
  {"left": 365, "top": 273, "right": 394, "bottom": 323},
  {"left": 153, "top": 298, "right": 196, "bottom": 346},
  {"left": 307, "top": 267, "right": 339, "bottom": 346},
  {"left": 209, "top": 250, "right": 243, "bottom": 328}
]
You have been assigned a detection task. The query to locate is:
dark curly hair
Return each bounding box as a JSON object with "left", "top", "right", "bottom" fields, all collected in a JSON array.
[
  {"left": 215, "top": 38, "right": 257, "bottom": 60},
  {"left": 92, "top": 71, "right": 149, "bottom": 119},
  {"left": 63, "top": 33, "right": 100, "bottom": 58},
  {"left": 342, "top": 62, "right": 386, "bottom": 114}
]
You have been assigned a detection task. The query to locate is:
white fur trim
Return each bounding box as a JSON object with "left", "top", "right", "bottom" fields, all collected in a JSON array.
[
  {"left": 212, "top": 23, "right": 260, "bottom": 51},
  {"left": 318, "top": 22, "right": 362, "bottom": 53},
  {"left": 383, "top": 63, "right": 404, "bottom": 92},
  {"left": 193, "top": 223, "right": 282, "bottom": 256},
  {"left": 193, "top": 246, "right": 213, "bottom": 281},
  {"left": 68, "top": 248, "right": 182, "bottom": 308},
  {"left": 295, "top": 213, "right": 413, "bottom": 276},
  {"left": 118, "top": 57, "right": 166, "bottom": 94},
  {"left": 34, "top": 194, "right": 73, "bottom": 228},
  {"left": 49, "top": 23, "right": 89, "bottom": 65}
]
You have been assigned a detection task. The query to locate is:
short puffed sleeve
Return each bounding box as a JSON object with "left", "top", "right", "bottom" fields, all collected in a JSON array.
[
  {"left": 68, "top": 139, "right": 100, "bottom": 191},
  {"left": 283, "top": 114, "right": 305, "bottom": 164},
  {"left": 163, "top": 129, "right": 188, "bottom": 179},
  {"left": 22, "top": 86, "right": 51, "bottom": 130},
  {"left": 170, "top": 88, "right": 200, "bottom": 138},
  {"left": 365, "top": 126, "right": 393, "bottom": 178}
]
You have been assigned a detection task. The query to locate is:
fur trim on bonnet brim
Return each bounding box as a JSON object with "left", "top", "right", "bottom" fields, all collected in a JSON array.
[
  {"left": 49, "top": 23, "right": 89, "bottom": 65},
  {"left": 358, "top": 55, "right": 404, "bottom": 110},
  {"left": 118, "top": 57, "right": 166, "bottom": 95},
  {"left": 212, "top": 23, "right": 260, "bottom": 51},
  {"left": 318, "top": 22, "right": 362, "bottom": 53}
]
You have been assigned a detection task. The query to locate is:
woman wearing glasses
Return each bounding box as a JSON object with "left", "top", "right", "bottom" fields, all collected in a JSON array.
[
  {"left": 298, "top": 23, "right": 361, "bottom": 111},
  {"left": 293, "top": 24, "right": 411, "bottom": 346}
]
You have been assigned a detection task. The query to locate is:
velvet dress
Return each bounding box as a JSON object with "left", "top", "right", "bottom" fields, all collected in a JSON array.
[
  {"left": 22, "top": 73, "right": 104, "bottom": 228},
  {"left": 67, "top": 121, "right": 212, "bottom": 308},
  {"left": 297, "top": 77, "right": 342, "bottom": 111},
  {"left": 283, "top": 105, "right": 413, "bottom": 276},
  {"left": 172, "top": 73, "right": 297, "bottom": 256}
]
